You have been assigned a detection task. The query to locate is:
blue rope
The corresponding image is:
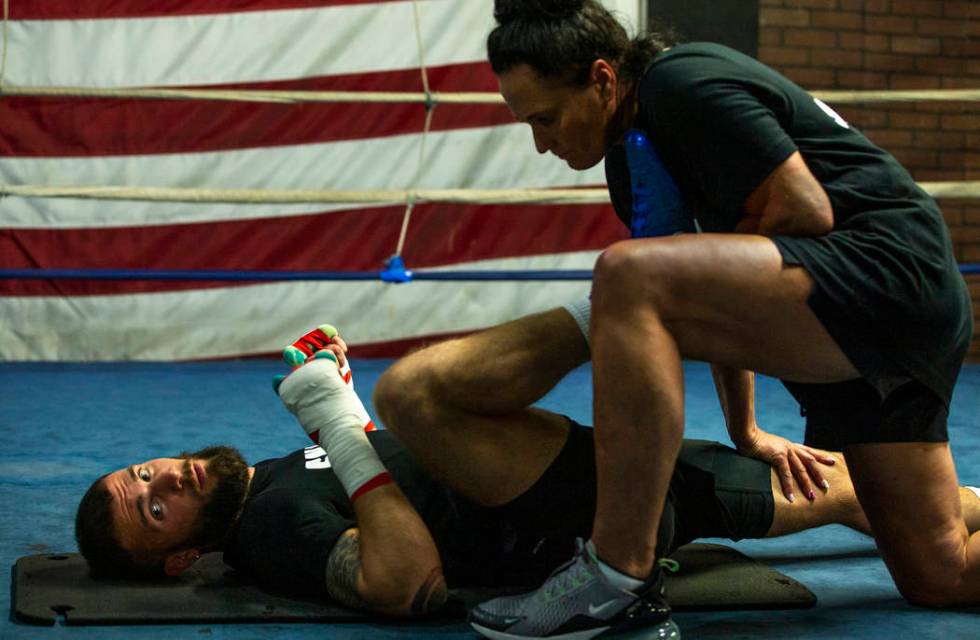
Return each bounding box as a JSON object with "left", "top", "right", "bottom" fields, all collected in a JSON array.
[
  {"left": 0, "top": 268, "right": 596, "bottom": 282},
  {"left": 0, "top": 264, "right": 977, "bottom": 281}
]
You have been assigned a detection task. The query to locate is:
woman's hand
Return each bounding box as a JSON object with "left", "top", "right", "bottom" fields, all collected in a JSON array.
[{"left": 735, "top": 427, "right": 836, "bottom": 502}]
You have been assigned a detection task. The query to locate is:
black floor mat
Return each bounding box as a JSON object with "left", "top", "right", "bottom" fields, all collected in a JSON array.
[{"left": 12, "top": 543, "right": 815, "bottom": 626}]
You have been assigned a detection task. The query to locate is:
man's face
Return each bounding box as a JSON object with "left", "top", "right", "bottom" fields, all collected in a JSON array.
[{"left": 104, "top": 446, "right": 249, "bottom": 567}]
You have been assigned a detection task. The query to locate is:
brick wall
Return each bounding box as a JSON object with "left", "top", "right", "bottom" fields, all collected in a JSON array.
[{"left": 757, "top": 0, "right": 980, "bottom": 362}]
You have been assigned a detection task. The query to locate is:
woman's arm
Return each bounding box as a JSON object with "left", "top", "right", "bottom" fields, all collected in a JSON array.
[
  {"left": 740, "top": 151, "right": 834, "bottom": 237},
  {"left": 324, "top": 484, "right": 447, "bottom": 617},
  {"left": 710, "top": 364, "right": 757, "bottom": 446}
]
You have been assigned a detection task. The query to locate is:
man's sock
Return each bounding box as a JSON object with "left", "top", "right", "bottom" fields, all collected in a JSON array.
[
  {"left": 278, "top": 354, "right": 390, "bottom": 501},
  {"left": 561, "top": 297, "right": 591, "bottom": 347}
]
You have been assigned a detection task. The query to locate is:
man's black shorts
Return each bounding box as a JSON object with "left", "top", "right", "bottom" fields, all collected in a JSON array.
[{"left": 481, "top": 420, "right": 775, "bottom": 586}]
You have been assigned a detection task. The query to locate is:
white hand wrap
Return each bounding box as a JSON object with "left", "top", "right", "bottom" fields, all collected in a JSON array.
[
  {"left": 278, "top": 358, "right": 388, "bottom": 500},
  {"left": 337, "top": 360, "right": 375, "bottom": 431}
]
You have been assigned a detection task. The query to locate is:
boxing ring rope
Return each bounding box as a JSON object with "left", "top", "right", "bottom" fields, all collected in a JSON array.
[
  {"left": 0, "top": 0, "right": 8, "bottom": 93},
  {"left": 4, "top": 183, "right": 980, "bottom": 205},
  {"left": 1, "top": 177, "right": 978, "bottom": 281},
  {"left": 3, "top": 86, "right": 980, "bottom": 106}
]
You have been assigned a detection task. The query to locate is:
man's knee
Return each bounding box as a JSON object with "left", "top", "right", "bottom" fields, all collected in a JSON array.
[{"left": 374, "top": 360, "right": 426, "bottom": 432}]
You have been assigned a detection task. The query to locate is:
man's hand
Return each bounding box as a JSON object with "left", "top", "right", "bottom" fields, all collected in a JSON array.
[
  {"left": 283, "top": 324, "right": 348, "bottom": 370},
  {"left": 735, "top": 427, "right": 836, "bottom": 502},
  {"left": 273, "top": 323, "right": 375, "bottom": 436}
]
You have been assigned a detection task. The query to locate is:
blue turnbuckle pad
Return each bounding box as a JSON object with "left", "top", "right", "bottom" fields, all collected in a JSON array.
[{"left": 380, "top": 254, "right": 413, "bottom": 283}]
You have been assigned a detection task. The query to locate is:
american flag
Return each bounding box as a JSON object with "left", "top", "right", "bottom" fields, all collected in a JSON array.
[{"left": 0, "top": 0, "right": 635, "bottom": 361}]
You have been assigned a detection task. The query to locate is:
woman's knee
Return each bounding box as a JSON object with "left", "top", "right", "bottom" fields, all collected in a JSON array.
[
  {"left": 889, "top": 533, "right": 973, "bottom": 608},
  {"left": 896, "top": 572, "right": 970, "bottom": 608},
  {"left": 592, "top": 240, "right": 676, "bottom": 312}
]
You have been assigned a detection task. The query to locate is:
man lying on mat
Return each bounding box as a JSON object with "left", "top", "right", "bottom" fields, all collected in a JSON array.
[{"left": 74, "top": 308, "right": 980, "bottom": 619}]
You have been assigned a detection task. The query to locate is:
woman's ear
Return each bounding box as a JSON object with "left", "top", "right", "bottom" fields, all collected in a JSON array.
[{"left": 591, "top": 58, "right": 618, "bottom": 103}]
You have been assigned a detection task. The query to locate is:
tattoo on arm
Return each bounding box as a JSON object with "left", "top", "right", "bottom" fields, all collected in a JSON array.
[
  {"left": 324, "top": 529, "right": 372, "bottom": 612},
  {"left": 410, "top": 567, "right": 448, "bottom": 616}
]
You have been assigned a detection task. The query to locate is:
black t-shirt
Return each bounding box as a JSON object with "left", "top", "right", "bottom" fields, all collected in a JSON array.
[
  {"left": 222, "top": 431, "right": 506, "bottom": 598},
  {"left": 606, "top": 42, "right": 939, "bottom": 233},
  {"left": 604, "top": 43, "right": 971, "bottom": 402}
]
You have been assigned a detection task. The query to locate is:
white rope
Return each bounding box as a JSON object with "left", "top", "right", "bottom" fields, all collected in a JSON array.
[
  {"left": 4, "top": 182, "right": 979, "bottom": 204},
  {"left": 0, "top": 85, "right": 504, "bottom": 104},
  {"left": 391, "top": 0, "right": 436, "bottom": 260},
  {"left": 0, "top": 185, "right": 612, "bottom": 205},
  {"left": 395, "top": 107, "right": 435, "bottom": 256},
  {"left": 921, "top": 181, "right": 980, "bottom": 200},
  {"left": 811, "top": 89, "right": 980, "bottom": 104},
  {"left": 3, "top": 84, "right": 980, "bottom": 106},
  {"left": 411, "top": 0, "right": 432, "bottom": 102},
  {"left": 0, "top": 0, "right": 9, "bottom": 93}
]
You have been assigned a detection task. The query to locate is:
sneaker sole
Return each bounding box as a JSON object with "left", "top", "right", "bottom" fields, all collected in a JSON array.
[
  {"left": 471, "top": 619, "right": 681, "bottom": 640},
  {"left": 470, "top": 622, "right": 610, "bottom": 640}
]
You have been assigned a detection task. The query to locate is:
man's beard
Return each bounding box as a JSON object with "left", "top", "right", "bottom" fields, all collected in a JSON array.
[{"left": 177, "top": 445, "right": 249, "bottom": 551}]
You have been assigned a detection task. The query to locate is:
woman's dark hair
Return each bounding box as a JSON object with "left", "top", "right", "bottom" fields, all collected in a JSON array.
[{"left": 488, "top": 0, "right": 675, "bottom": 86}]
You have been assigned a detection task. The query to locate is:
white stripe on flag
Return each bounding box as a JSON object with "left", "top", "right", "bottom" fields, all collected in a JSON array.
[{"left": 6, "top": 0, "right": 495, "bottom": 87}]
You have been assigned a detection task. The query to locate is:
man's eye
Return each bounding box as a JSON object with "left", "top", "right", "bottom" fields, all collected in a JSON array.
[
  {"left": 150, "top": 502, "right": 163, "bottom": 520},
  {"left": 139, "top": 469, "right": 150, "bottom": 481}
]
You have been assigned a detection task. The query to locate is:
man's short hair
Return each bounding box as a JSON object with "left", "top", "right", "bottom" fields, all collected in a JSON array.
[{"left": 74, "top": 474, "right": 162, "bottom": 578}]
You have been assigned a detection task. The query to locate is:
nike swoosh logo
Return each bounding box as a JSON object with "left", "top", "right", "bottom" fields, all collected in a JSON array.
[{"left": 588, "top": 599, "right": 622, "bottom": 616}]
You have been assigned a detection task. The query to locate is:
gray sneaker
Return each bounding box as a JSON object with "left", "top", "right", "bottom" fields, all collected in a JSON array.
[{"left": 469, "top": 539, "right": 680, "bottom": 640}]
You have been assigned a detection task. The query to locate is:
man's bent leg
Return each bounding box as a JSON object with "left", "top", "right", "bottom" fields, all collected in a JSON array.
[
  {"left": 767, "top": 453, "right": 980, "bottom": 540},
  {"left": 845, "top": 443, "right": 980, "bottom": 607},
  {"left": 375, "top": 308, "right": 589, "bottom": 505},
  {"left": 766, "top": 451, "right": 871, "bottom": 537}
]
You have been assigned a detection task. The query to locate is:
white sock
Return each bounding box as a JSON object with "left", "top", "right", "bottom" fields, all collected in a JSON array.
[
  {"left": 590, "top": 542, "right": 644, "bottom": 591},
  {"left": 561, "top": 297, "right": 591, "bottom": 347},
  {"left": 278, "top": 358, "right": 390, "bottom": 500}
]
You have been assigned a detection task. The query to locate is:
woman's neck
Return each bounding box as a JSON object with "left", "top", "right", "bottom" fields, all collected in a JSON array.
[{"left": 606, "top": 79, "right": 639, "bottom": 146}]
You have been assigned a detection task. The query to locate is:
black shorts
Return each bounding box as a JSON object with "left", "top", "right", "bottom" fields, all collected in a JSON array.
[
  {"left": 773, "top": 213, "right": 971, "bottom": 446},
  {"left": 783, "top": 377, "right": 950, "bottom": 450},
  {"left": 482, "top": 421, "right": 775, "bottom": 585}
]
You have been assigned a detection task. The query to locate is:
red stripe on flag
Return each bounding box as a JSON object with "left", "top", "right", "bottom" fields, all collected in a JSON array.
[
  {"left": 12, "top": 0, "right": 406, "bottom": 20},
  {"left": 0, "top": 63, "right": 509, "bottom": 157},
  {"left": 0, "top": 202, "right": 625, "bottom": 296}
]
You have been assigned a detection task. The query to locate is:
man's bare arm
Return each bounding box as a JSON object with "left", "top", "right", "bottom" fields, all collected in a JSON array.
[
  {"left": 324, "top": 484, "right": 448, "bottom": 617},
  {"left": 325, "top": 529, "right": 373, "bottom": 612}
]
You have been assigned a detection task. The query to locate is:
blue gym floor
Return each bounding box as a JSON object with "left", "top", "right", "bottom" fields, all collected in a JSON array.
[{"left": 1, "top": 359, "right": 978, "bottom": 639}]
